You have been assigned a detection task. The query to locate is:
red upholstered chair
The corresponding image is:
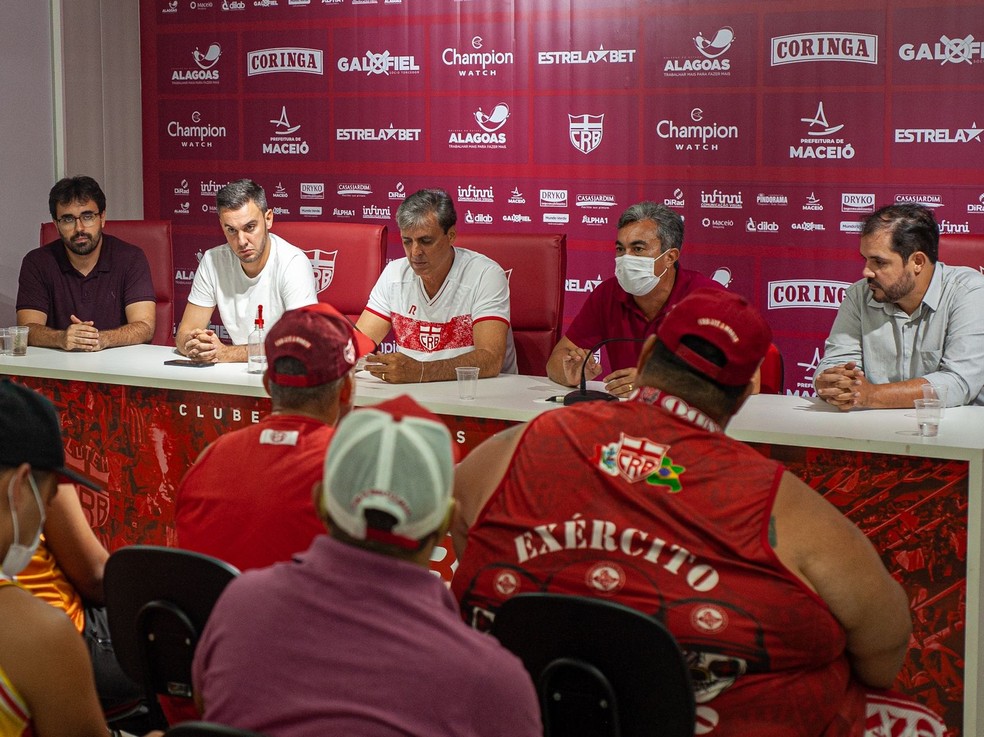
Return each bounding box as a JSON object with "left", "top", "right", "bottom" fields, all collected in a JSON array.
[
  {"left": 272, "top": 221, "right": 387, "bottom": 324},
  {"left": 759, "top": 343, "right": 784, "bottom": 395},
  {"left": 454, "top": 232, "right": 567, "bottom": 376},
  {"left": 938, "top": 233, "right": 984, "bottom": 272},
  {"left": 41, "top": 220, "right": 175, "bottom": 346}
]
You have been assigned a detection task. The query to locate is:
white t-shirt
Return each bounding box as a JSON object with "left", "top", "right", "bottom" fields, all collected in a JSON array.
[
  {"left": 365, "top": 247, "right": 517, "bottom": 373},
  {"left": 188, "top": 232, "right": 318, "bottom": 344}
]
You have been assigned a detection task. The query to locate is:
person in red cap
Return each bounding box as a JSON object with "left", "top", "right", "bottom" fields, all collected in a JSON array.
[
  {"left": 452, "top": 288, "right": 945, "bottom": 737},
  {"left": 175, "top": 303, "right": 374, "bottom": 572},
  {"left": 192, "top": 395, "right": 541, "bottom": 737}
]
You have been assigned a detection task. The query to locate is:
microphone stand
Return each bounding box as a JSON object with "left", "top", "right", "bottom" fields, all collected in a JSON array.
[{"left": 563, "top": 337, "right": 648, "bottom": 405}]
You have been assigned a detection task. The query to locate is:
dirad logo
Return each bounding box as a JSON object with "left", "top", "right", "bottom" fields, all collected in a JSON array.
[
  {"left": 770, "top": 32, "right": 878, "bottom": 65},
  {"left": 968, "top": 193, "right": 984, "bottom": 214},
  {"left": 449, "top": 103, "right": 509, "bottom": 149},
  {"left": 167, "top": 111, "right": 227, "bottom": 148},
  {"left": 389, "top": 182, "right": 406, "bottom": 200},
  {"left": 537, "top": 44, "right": 637, "bottom": 65},
  {"left": 768, "top": 280, "right": 850, "bottom": 309},
  {"left": 664, "top": 188, "right": 685, "bottom": 208},
  {"left": 657, "top": 107, "right": 739, "bottom": 152},
  {"left": 171, "top": 43, "right": 221, "bottom": 84},
  {"left": 895, "top": 122, "right": 983, "bottom": 144},
  {"left": 263, "top": 106, "right": 310, "bottom": 155},
  {"left": 841, "top": 193, "right": 875, "bottom": 213},
  {"left": 247, "top": 48, "right": 323, "bottom": 76},
  {"left": 899, "top": 34, "right": 984, "bottom": 65},
  {"left": 336, "top": 124, "right": 421, "bottom": 142},
  {"left": 664, "top": 26, "right": 734, "bottom": 76},
  {"left": 337, "top": 50, "right": 420, "bottom": 75},
  {"left": 569, "top": 113, "right": 604, "bottom": 154},
  {"left": 790, "top": 102, "right": 854, "bottom": 160},
  {"left": 300, "top": 183, "right": 324, "bottom": 199},
  {"left": 442, "top": 36, "right": 514, "bottom": 77},
  {"left": 173, "top": 179, "right": 190, "bottom": 196}
]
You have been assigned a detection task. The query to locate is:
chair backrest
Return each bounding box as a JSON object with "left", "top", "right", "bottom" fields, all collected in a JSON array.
[
  {"left": 40, "top": 219, "right": 175, "bottom": 346},
  {"left": 103, "top": 546, "right": 240, "bottom": 723},
  {"left": 759, "top": 343, "right": 784, "bottom": 395},
  {"left": 490, "top": 593, "right": 695, "bottom": 737},
  {"left": 272, "top": 221, "right": 387, "bottom": 323},
  {"left": 938, "top": 233, "right": 984, "bottom": 272},
  {"left": 164, "top": 721, "right": 269, "bottom": 737},
  {"left": 453, "top": 232, "right": 567, "bottom": 376}
]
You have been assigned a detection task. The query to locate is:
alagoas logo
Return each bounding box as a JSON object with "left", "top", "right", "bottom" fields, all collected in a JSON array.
[
  {"left": 450, "top": 103, "right": 510, "bottom": 149},
  {"left": 664, "top": 26, "right": 734, "bottom": 77},
  {"left": 596, "top": 433, "right": 685, "bottom": 491},
  {"left": 172, "top": 43, "right": 221, "bottom": 84},
  {"left": 306, "top": 250, "right": 337, "bottom": 293},
  {"left": 770, "top": 32, "right": 878, "bottom": 65},
  {"left": 569, "top": 113, "right": 604, "bottom": 154}
]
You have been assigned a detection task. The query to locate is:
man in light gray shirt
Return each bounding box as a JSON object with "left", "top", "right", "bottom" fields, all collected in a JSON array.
[{"left": 814, "top": 203, "right": 984, "bottom": 409}]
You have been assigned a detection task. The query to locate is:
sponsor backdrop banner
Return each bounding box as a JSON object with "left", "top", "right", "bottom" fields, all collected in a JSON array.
[{"left": 141, "top": 0, "right": 983, "bottom": 388}]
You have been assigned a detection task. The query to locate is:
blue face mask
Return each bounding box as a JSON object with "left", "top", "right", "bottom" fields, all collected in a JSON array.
[{"left": 2, "top": 474, "right": 45, "bottom": 579}]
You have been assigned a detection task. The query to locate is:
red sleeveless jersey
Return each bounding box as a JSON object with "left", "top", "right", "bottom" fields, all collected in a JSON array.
[{"left": 452, "top": 390, "right": 867, "bottom": 737}]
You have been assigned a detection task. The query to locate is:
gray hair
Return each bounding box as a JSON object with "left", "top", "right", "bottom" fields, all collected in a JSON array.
[
  {"left": 396, "top": 189, "right": 457, "bottom": 233},
  {"left": 216, "top": 178, "right": 268, "bottom": 213},
  {"left": 617, "top": 201, "right": 684, "bottom": 252}
]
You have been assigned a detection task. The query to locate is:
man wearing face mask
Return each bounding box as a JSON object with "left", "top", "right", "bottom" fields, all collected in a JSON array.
[
  {"left": 547, "top": 201, "right": 722, "bottom": 396},
  {"left": 0, "top": 379, "right": 124, "bottom": 736}
]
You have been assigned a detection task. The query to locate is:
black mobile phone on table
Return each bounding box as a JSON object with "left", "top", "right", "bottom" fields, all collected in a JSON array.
[{"left": 163, "top": 359, "right": 215, "bottom": 367}]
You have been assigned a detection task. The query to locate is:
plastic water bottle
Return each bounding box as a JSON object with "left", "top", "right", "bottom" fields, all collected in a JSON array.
[{"left": 247, "top": 305, "right": 266, "bottom": 374}]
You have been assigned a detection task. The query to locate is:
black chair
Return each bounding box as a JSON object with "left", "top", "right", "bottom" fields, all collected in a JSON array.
[
  {"left": 103, "top": 545, "right": 240, "bottom": 727},
  {"left": 164, "top": 721, "right": 269, "bottom": 737},
  {"left": 490, "top": 593, "right": 695, "bottom": 737}
]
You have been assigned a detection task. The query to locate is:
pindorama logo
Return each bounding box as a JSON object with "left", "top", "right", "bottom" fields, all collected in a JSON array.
[
  {"left": 247, "top": 48, "right": 323, "bottom": 76},
  {"left": 442, "top": 36, "right": 515, "bottom": 77},
  {"left": 664, "top": 26, "right": 734, "bottom": 77},
  {"left": 449, "top": 103, "right": 509, "bottom": 149},
  {"left": 657, "top": 107, "right": 739, "bottom": 152},
  {"left": 790, "top": 102, "right": 855, "bottom": 160},
  {"left": 337, "top": 50, "right": 420, "bottom": 75},
  {"left": 569, "top": 113, "right": 604, "bottom": 154},
  {"left": 899, "top": 34, "right": 984, "bottom": 65},
  {"left": 770, "top": 32, "right": 878, "bottom": 65},
  {"left": 537, "top": 45, "right": 637, "bottom": 65}
]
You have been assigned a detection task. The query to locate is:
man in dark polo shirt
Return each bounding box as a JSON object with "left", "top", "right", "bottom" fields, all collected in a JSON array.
[
  {"left": 546, "top": 201, "right": 722, "bottom": 397},
  {"left": 16, "top": 176, "right": 155, "bottom": 351}
]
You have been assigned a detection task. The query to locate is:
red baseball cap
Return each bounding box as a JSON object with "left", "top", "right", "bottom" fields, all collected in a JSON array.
[
  {"left": 657, "top": 288, "right": 772, "bottom": 387},
  {"left": 265, "top": 303, "right": 375, "bottom": 387}
]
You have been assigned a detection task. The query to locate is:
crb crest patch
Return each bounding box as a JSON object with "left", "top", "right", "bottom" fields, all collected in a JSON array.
[{"left": 595, "top": 433, "right": 686, "bottom": 491}]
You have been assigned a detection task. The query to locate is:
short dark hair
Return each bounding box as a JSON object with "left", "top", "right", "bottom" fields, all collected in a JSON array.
[
  {"left": 641, "top": 338, "right": 747, "bottom": 417},
  {"left": 860, "top": 203, "right": 939, "bottom": 264},
  {"left": 48, "top": 176, "right": 106, "bottom": 219},
  {"left": 616, "top": 201, "right": 684, "bottom": 252},
  {"left": 216, "top": 178, "right": 268, "bottom": 213},
  {"left": 396, "top": 189, "right": 456, "bottom": 233},
  {"left": 268, "top": 356, "right": 343, "bottom": 411}
]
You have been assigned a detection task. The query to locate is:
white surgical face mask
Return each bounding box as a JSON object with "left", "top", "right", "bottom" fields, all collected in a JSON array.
[
  {"left": 615, "top": 252, "right": 670, "bottom": 296},
  {"left": 2, "top": 473, "right": 45, "bottom": 579}
]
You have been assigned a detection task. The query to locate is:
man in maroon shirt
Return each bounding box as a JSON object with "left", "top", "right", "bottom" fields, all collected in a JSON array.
[
  {"left": 547, "top": 201, "right": 721, "bottom": 397},
  {"left": 16, "top": 176, "right": 155, "bottom": 351}
]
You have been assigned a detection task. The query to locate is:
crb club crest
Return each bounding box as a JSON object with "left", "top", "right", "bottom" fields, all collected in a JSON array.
[
  {"left": 613, "top": 433, "right": 669, "bottom": 483},
  {"left": 569, "top": 113, "right": 605, "bottom": 154},
  {"left": 304, "top": 249, "right": 337, "bottom": 294},
  {"left": 419, "top": 324, "right": 442, "bottom": 351}
]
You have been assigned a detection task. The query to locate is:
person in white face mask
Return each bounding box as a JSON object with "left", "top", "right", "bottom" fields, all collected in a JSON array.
[
  {"left": 0, "top": 379, "right": 125, "bottom": 737},
  {"left": 547, "top": 201, "right": 724, "bottom": 397}
]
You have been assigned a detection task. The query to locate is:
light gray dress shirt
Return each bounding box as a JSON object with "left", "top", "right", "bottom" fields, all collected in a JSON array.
[{"left": 814, "top": 262, "right": 984, "bottom": 406}]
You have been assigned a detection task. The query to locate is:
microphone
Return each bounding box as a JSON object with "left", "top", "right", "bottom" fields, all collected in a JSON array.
[{"left": 563, "top": 337, "right": 649, "bottom": 405}]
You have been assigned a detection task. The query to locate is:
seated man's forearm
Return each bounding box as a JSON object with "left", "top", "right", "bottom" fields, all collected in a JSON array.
[
  {"left": 420, "top": 348, "right": 503, "bottom": 382},
  {"left": 99, "top": 320, "right": 155, "bottom": 349},
  {"left": 22, "top": 323, "right": 70, "bottom": 350}
]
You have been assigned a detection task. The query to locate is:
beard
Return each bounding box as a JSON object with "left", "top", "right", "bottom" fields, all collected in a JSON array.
[
  {"left": 64, "top": 232, "right": 100, "bottom": 257},
  {"left": 868, "top": 270, "right": 915, "bottom": 304}
]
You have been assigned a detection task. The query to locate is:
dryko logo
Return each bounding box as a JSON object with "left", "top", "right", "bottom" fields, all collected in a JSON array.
[
  {"left": 247, "top": 48, "right": 324, "bottom": 76},
  {"left": 770, "top": 32, "right": 878, "bottom": 65}
]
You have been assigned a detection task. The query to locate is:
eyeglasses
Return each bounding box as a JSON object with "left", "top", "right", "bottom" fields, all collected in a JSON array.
[{"left": 55, "top": 211, "right": 101, "bottom": 229}]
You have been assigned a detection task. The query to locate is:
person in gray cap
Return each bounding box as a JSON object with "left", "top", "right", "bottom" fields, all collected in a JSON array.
[
  {"left": 0, "top": 380, "right": 128, "bottom": 735},
  {"left": 192, "top": 395, "right": 540, "bottom": 737}
]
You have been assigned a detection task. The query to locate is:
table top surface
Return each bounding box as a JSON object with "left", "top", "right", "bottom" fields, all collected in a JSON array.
[{"left": 4, "top": 344, "right": 984, "bottom": 458}]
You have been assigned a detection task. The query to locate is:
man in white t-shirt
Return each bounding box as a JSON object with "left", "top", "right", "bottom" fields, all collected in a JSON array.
[
  {"left": 176, "top": 179, "right": 318, "bottom": 363},
  {"left": 356, "top": 188, "right": 517, "bottom": 383}
]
